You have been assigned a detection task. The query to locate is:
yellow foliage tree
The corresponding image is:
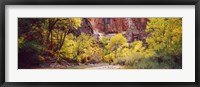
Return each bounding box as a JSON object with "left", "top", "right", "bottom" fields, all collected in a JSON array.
[
  {"left": 105, "top": 34, "right": 127, "bottom": 62},
  {"left": 76, "top": 33, "right": 103, "bottom": 63},
  {"left": 129, "top": 40, "right": 155, "bottom": 59},
  {"left": 58, "top": 33, "right": 78, "bottom": 60},
  {"left": 46, "top": 18, "right": 82, "bottom": 50},
  {"left": 146, "top": 18, "right": 182, "bottom": 56}
]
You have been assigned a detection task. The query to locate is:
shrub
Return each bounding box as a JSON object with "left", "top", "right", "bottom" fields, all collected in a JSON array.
[
  {"left": 113, "top": 57, "right": 126, "bottom": 65},
  {"left": 133, "top": 58, "right": 160, "bottom": 69},
  {"left": 104, "top": 53, "right": 115, "bottom": 64},
  {"left": 111, "top": 40, "right": 155, "bottom": 67},
  {"left": 158, "top": 56, "right": 181, "bottom": 69},
  {"left": 124, "top": 56, "right": 181, "bottom": 69}
]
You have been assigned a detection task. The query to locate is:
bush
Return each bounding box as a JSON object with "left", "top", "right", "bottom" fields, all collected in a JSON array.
[
  {"left": 113, "top": 57, "right": 126, "bottom": 65},
  {"left": 79, "top": 46, "right": 103, "bottom": 64},
  {"left": 111, "top": 40, "right": 156, "bottom": 67},
  {"left": 158, "top": 56, "right": 182, "bottom": 69},
  {"left": 125, "top": 54, "right": 143, "bottom": 66},
  {"left": 133, "top": 58, "right": 160, "bottom": 69},
  {"left": 104, "top": 53, "right": 115, "bottom": 64},
  {"left": 124, "top": 56, "right": 181, "bottom": 69},
  {"left": 124, "top": 56, "right": 160, "bottom": 69}
]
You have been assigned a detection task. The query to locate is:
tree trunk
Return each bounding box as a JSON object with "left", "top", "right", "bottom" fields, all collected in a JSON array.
[
  {"left": 46, "top": 18, "right": 59, "bottom": 50},
  {"left": 50, "top": 31, "right": 53, "bottom": 50},
  {"left": 46, "top": 30, "right": 51, "bottom": 49},
  {"left": 59, "top": 32, "right": 67, "bottom": 50},
  {"left": 115, "top": 50, "right": 117, "bottom": 59},
  {"left": 55, "top": 29, "right": 60, "bottom": 51},
  {"left": 46, "top": 19, "right": 51, "bottom": 45}
]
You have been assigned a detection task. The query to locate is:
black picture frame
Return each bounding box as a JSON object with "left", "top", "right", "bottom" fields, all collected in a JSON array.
[{"left": 0, "top": 0, "right": 199, "bottom": 87}]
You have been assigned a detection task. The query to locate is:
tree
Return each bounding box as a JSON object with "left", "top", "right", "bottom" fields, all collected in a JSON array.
[
  {"left": 46, "top": 18, "right": 59, "bottom": 50},
  {"left": 48, "top": 18, "right": 82, "bottom": 51},
  {"left": 75, "top": 33, "right": 102, "bottom": 63},
  {"left": 129, "top": 40, "right": 155, "bottom": 59},
  {"left": 58, "top": 33, "right": 78, "bottom": 60},
  {"left": 145, "top": 18, "right": 182, "bottom": 56},
  {"left": 106, "top": 34, "right": 127, "bottom": 60}
]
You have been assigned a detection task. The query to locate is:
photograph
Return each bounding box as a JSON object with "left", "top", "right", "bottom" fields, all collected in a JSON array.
[{"left": 18, "top": 18, "right": 182, "bottom": 69}]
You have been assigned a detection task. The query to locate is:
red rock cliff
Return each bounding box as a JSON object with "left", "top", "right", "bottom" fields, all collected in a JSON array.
[{"left": 87, "top": 18, "right": 148, "bottom": 34}]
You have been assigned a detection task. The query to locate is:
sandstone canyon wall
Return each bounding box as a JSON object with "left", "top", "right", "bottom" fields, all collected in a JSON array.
[
  {"left": 87, "top": 18, "right": 148, "bottom": 34},
  {"left": 78, "top": 18, "right": 149, "bottom": 43}
]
